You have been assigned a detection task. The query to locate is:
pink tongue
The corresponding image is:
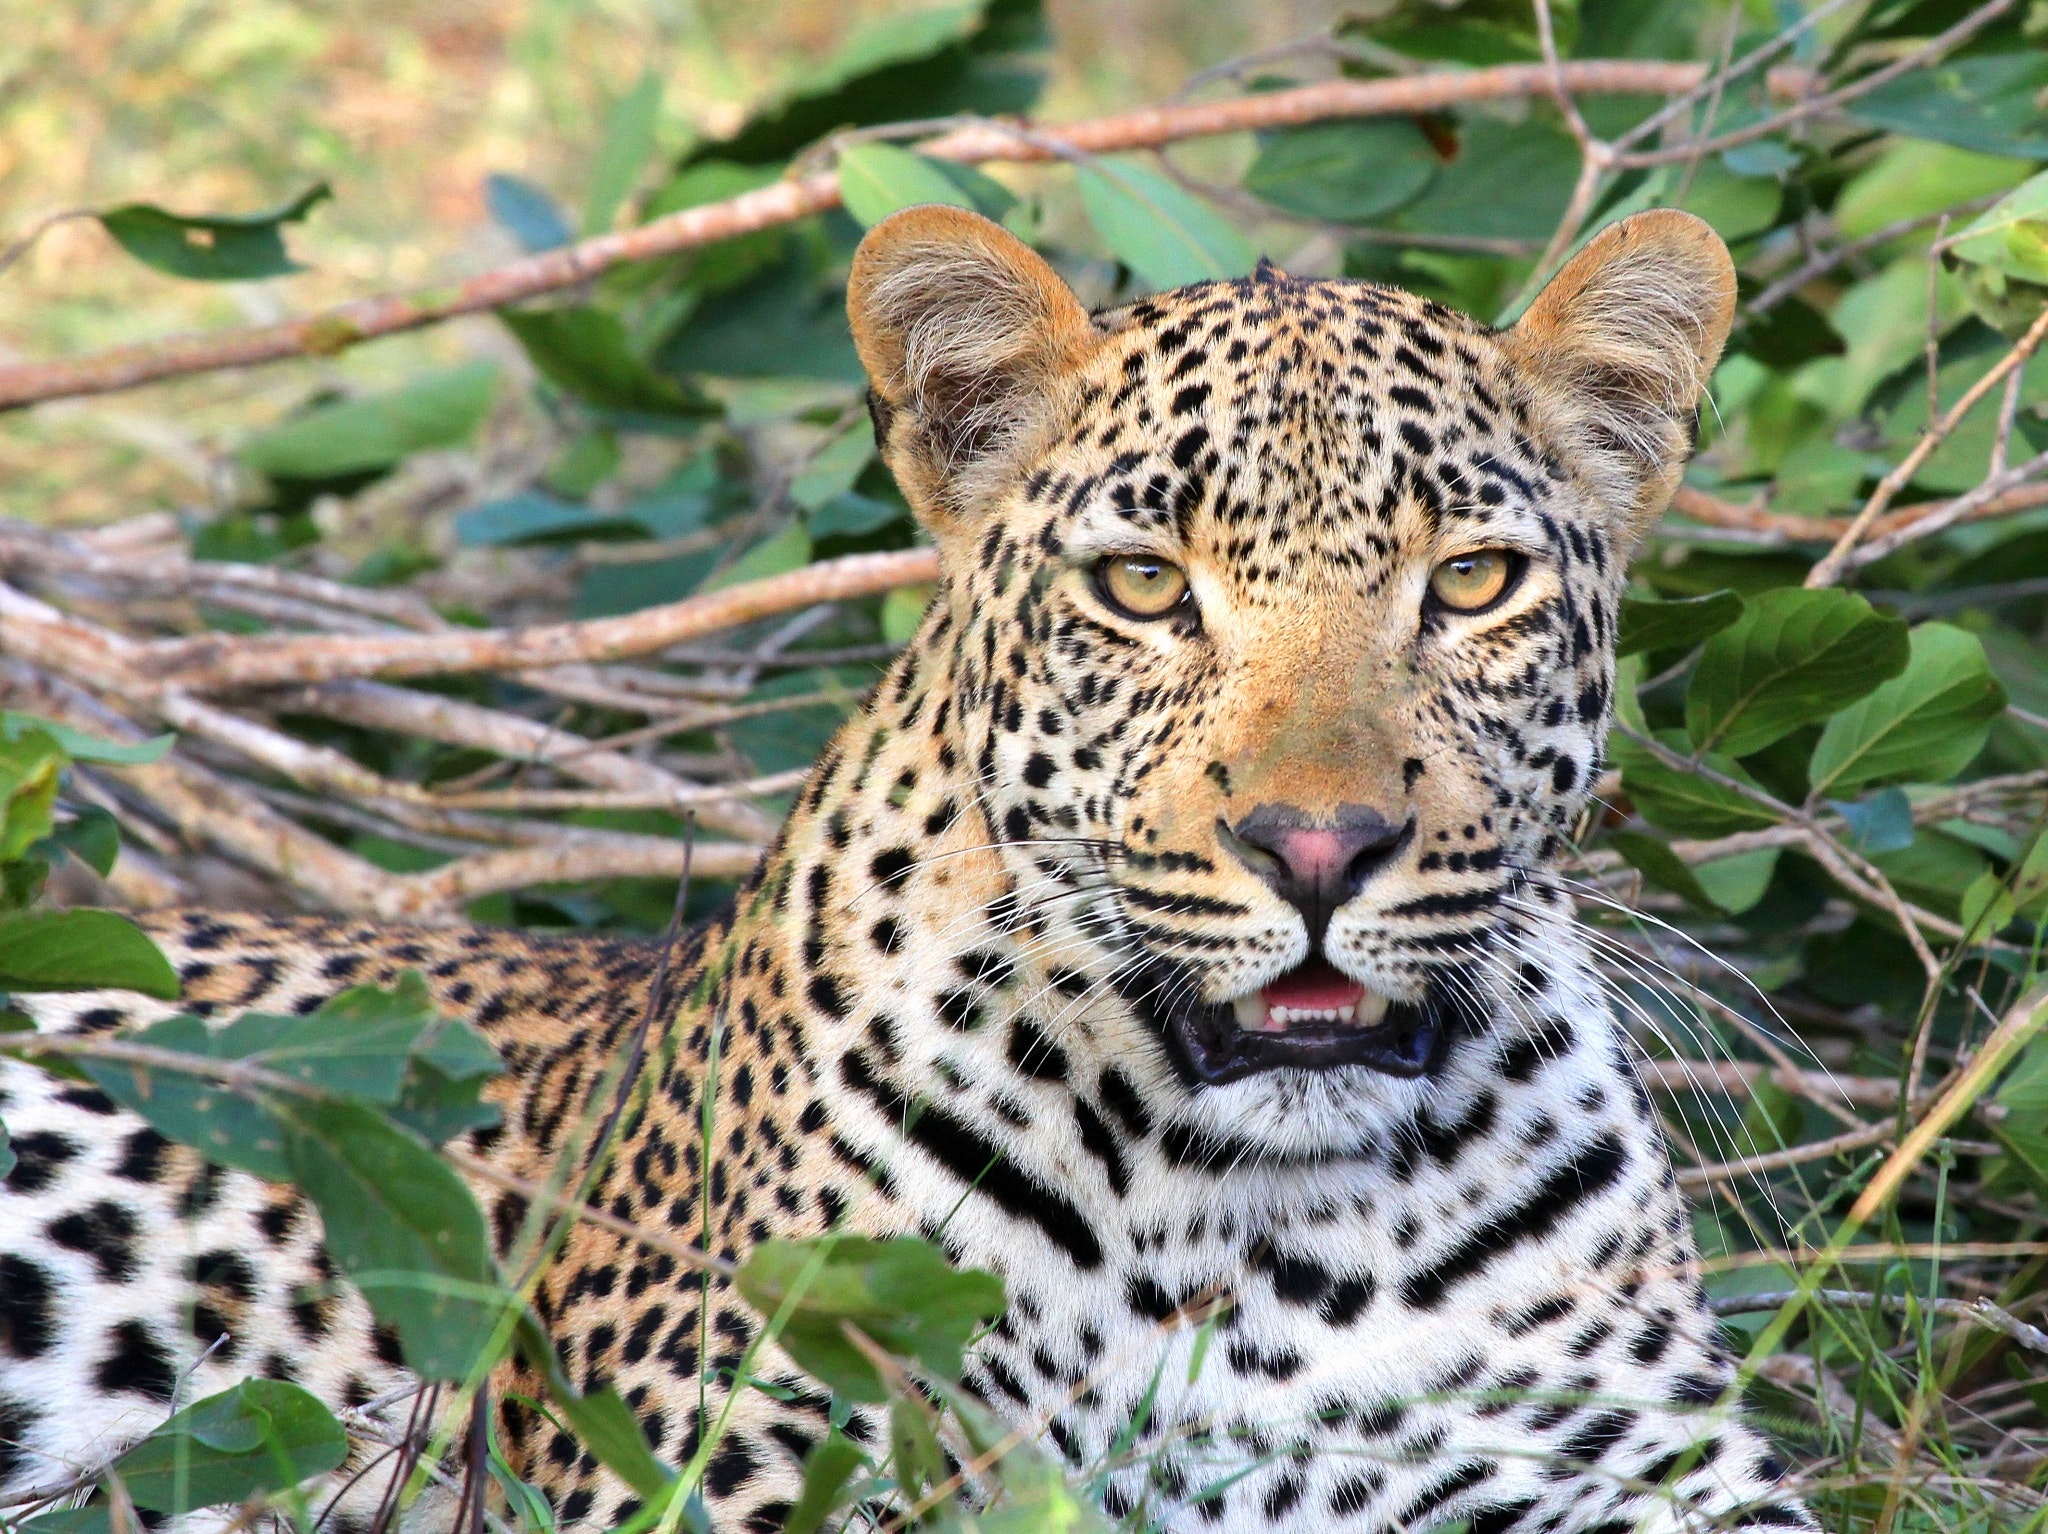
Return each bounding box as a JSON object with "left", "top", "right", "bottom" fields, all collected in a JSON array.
[{"left": 1263, "top": 957, "right": 1367, "bottom": 1012}]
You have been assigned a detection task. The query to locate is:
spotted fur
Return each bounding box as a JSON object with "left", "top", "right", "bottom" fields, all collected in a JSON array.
[{"left": 2, "top": 208, "right": 1812, "bottom": 1532}]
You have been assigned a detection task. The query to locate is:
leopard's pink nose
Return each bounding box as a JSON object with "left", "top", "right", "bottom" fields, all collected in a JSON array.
[{"left": 1224, "top": 804, "right": 1410, "bottom": 942}]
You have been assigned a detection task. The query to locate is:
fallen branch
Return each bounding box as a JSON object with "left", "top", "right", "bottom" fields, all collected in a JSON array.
[
  {"left": 1712, "top": 1289, "right": 2048, "bottom": 1356},
  {"left": 0, "top": 60, "right": 1808, "bottom": 411}
]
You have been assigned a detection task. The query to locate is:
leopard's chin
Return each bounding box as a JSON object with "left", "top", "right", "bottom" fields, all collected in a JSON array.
[{"left": 1167, "top": 956, "right": 1448, "bottom": 1086}]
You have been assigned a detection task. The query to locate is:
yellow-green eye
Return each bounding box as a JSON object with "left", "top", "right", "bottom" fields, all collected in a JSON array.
[
  {"left": 1097, "top": 556, "right": 1189, "bottom": 619},
  {"left": 1429, "top": 550, "right": 1517, "bottom": 613}
]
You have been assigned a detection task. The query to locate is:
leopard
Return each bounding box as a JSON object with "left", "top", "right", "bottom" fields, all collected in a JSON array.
[{"left": 0, "top": 204, "right": 1817, "bottom": 1534}]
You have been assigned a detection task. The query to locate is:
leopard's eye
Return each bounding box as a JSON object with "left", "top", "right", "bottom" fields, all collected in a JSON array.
[
  {"left": 1428, "top": 550, "right": 1518, "bottom": 613},
  {"left": 1096, "top": 556, "right": 1189, "bottom": 620}
]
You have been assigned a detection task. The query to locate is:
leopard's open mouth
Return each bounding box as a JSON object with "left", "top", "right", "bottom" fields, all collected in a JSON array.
[{"left": 1169, "top": 956, "right": 1446, "bottom": 1085}]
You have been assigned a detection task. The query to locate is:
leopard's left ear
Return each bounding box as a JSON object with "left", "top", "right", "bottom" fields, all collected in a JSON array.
[
  {"left": 849, "top": 205, "right": 1096, "bottom": 529},
  {"left": 1503, "top": 210, "right": 1735, "bottom": 540}
]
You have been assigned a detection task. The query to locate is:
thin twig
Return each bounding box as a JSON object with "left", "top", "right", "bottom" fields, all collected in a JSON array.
[
  {"left": 0, "top": 61, "right": 1811, "bottom": 411},
  {"left": 1712, "top": 1290, "right": 2048, "bottom": 1356}
]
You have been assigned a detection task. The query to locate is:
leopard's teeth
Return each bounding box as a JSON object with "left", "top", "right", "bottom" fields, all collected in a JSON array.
[{"left": 1270, "top": 1003, "right": 1356, "bottom": 1026}]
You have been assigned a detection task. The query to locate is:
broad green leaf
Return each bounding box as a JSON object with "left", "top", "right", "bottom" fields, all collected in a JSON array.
[
  {"left": 0, "top": 1117, "right": 13, "bottom": 1182},
  {"left": 1830, "top": 787, "right": 1917, "bottom": 855},
  {"left": 699, "top": 0, "right": 1046, "bottom": 169},
  {"left": 1243, "top": 120, "right": 1437, "bottom": 224},
  {"left": 98, "top": 183, "right": 330, "bottom": 281},
  {"left": 113, "top": 1379, "right": 347, "bottom": 1512},
  {"left": 1077, "top": 157, "right": 1254, "bottom": 290},
  {"left": 1834, "top": 142, "right": 2036, "bottom": 243},
  {"left": 1611, "top": 831, "right": 1779, "bottom": 914},
  {"left": 0, "top": 728, "right": 63, "bottom": 862},
  {"left": 455, "top": 492, "right": 650, "bottom": 549},
  {"left": 1612, "top": 730, "right": 1782, "bottom": 838},
  {"left": 1616, "top": 589, "right": 1743, "bottom": 659},
  {"left": 1395, "top": 117, "right": 1578, "bottom": 242},
  {"left": 1692, "top": 847, "right": 1780, "bottom": 915},
  {"left": 702, "top": 524, "right": 812, "bottom": 592},
  {"left": 1684, "top": 587, "right": 1909, "bottom": 758},
  {"left": 1948, "top": 168, "right": 2048, "bottom": 286},
  {"left": 83, "top": 1012, "right": 295, "bottom": 1179},
  {"left": 83, "top": 980, "right": 496, "bottom": 1179},
  {"left": 485, "top": 172, "right": 572, "bottom": 253},
  {"left": 790, "top": 420, "right": 876, "bottom": 512},
  {"left": 883, "top": 585, "right": 935, "bottom": 645},
  {"left": 0, "top": 712, "right": 172, "bottom": 764},
  {"left": 736, "top": 1235, "right": 1006, "bottom": 1402},
  {"left": 1961, "top": 868, "right": 2016, "bottom": 939},
  {"left": 1610, "top": 829, "right": 1717, "bottom": 910},
  {"left": 498, "top": 307, "right": 710, "bottom": 416},
  {"left": 1871, "top": 828, "right": 1990, "bottom": 917},
  {"left": 239, "top": 363, "right": 500, "bottom": 479},
  {"left": 1808, "top": 623, "right": 2006, "bottom": 796},
  {"left": 1674, "top": 159, "right": 1781, "bottom": 244},
  {"left": 836, "top": 143, "right": 977, "bottom": 227},
  {"left": 278, "top": 1097, "right": 511, "bottom": 1380},
  {"left": 784, "top": 1430, "right": 866, "bottom": 1534},
  {"left": 1848, "top": 53, "right": 2048, "bottom": 160},
  {"left": 0, "top": 909, "right": 178, "bottom": 996},
  {"left": 583, "top": 71, "right": 663, "bottom": 236},
  {"left": 808, "top": 491, "right": 904, "bottom": 540},
  {"left": 43, "top": 806, "right": 122, "bottom": 876}
]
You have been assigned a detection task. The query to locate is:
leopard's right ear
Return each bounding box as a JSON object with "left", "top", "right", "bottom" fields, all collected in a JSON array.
[{"left": 848, "top": 205, "right": 1095, "bottom": 527}]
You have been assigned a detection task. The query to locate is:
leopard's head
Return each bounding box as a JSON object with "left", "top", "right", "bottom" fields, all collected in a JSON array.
[{"left": 849, "top": 205, "right": 1732, "bottom": 1129}]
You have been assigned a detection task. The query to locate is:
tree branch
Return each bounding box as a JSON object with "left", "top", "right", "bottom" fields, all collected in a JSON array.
[{"left": 0, "top": 61, "right": 1808, "bottom": 412}]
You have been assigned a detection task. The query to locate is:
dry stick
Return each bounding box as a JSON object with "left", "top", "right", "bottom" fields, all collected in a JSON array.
[
  {"left": 1808, "top": 301, "right": 2048, "bottom": 586},
  {"left": 1666, "top": 481, "right": 2048, "bottom": 546},
  {"left": 1712, "top": 1291, "right": 2048, "bottom": 1357},
  {"left": 1742, "top": 194, "right": 2006, "bottom": 320},
  {"left": 131, "top": 547, "right": 942, "bottom": 688},
  {"left": 1841, "top": 446, "right": 2048, "bottom": 572},
  {"left": 1612, "top": 0, "right": 2017, "bottom": 170},
  {"left": 1676, "top": 1119, "right": 1895, "bottom": 1190},
  {"left": 1636, "top": 1059, "right": 1920, "bottom": 1108},
  {"left": 0, "top": 60, "right": 1810, "bottom": 412}
]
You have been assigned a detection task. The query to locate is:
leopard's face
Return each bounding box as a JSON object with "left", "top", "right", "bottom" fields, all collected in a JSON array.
[{"left": 851, "top": 207, "right": 1732, "bottom": 1133}]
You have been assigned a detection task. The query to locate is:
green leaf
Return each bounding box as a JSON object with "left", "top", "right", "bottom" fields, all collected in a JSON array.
[
  {"left": 113, "top": 1379, "right": 347, "bottom": 1513},
  {"left": 1611, "top": 829, "right": 1717, "bottom": 909},
  {"left": 485, "top": 172, "right": 572, "bottom": 253},
  {"left": 790, "top": 420, "right": 876, "bottom": 513},
  {"left": 98, "top": 183, "right": 330, "bottom": 281},
  {"left": 0, "top": 909, "right": 178, "bottom": 996},
  {"left": 497, "top": 307, "right": 710, "bottom": 416},
  {"left": 1613, "top": 730, "right": 1783, "bottom": 838},
  {"left": 1948, "top": 168, "right": 2048, "bottom": 286},
  {"left": 836, "top": 144, "right": 978, "bottom": 228},
  {"left": 278, "top": 1097, "right": 511, "bottom": 1380},
  {"left": 1395, "top": 117, "right": 1579, "bottom": 241},
  {"left": 1077, "top": 157, "right": 1254, "bottom": 290},
  {"left": 1684, "top": 587, "right": 1910, "bottom": 758},
  {"left": 0, "top": 1116, "right": 14, "bottom": 1182},
  {"left": 82, "top": 1012, "right": 294, "bottom": 1179},
  {"left": 0, "top": 727, "right": 63, "bottom": 862},
  {"left": 1692, "top": 847, "right": 1780, "bottom": 915},
  {"left": 43, "top": 806, "right": 122, "bottom": 876},
  {"left": 1848, "top": 53, "right": 2048, "bottom": 160},
  {"left": 698, "top": 0, "right": 1046, "bottom": 169},
  {"left": 1243, "top": 120, "right": 1437, "bottom": 224},
  {"left": 455, "top": 492, "right": 650, "bottom": 549},
  {"left": 784, "top": 1430, "right": 866, "bottom": 1534},
  {"left": 702, "top": 524, "right": 812, "bottom": 592},
  {"left": 1831, "top": 787, "right": 1917, "bottom": 855},
  {"left": 1, "top": 712, "right": 172, "bottom": 764},
  {"left": 736, "top": 1235, "right": 1006, "bottom": 1402},
  {"left": 81, "top": 979, "right": 497, "bottom": 1180},
  {"left": 239, "top": 363, "right": 500, "bottom": 479},
  {"left": 1616, "top": 589, "right": 1743, "bottom": 659},
  {"left": 584, "top": 70, "right": 663, "bottom": 236},
  {"left": 882, "top": 585, "right": 934, "bottom": 645},
  {"left": 1808, "top": 623, "right": 2006, "bottom": 796}
]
